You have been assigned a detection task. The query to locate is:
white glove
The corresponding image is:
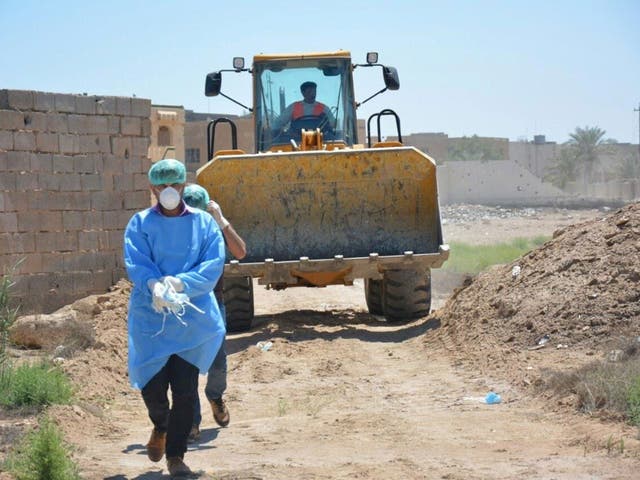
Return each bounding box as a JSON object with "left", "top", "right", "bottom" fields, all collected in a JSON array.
[
  {"left": 161, "top": 276, "right": 184, "bottom": 292},
  {"left": 148, "top": 279, "right": 170, "bottom": 313},
  {"left": 147, "top": 278, "right": 160, "bottom": 294},
  {"left": 207, "top": 200, "right": 230, "bottom": 229}
]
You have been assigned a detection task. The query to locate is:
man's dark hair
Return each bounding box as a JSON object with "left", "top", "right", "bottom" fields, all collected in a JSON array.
[{"left": 300, "top": 81, "right": 317, "bottom": 92}]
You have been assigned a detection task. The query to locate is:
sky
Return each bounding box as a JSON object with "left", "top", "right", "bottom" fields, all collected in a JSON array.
[{"left": 1, "top": 0, "right": 639, "bottom": 144}]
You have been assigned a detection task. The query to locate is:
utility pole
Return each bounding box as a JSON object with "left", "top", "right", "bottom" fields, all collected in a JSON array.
[{"left": 635, "top": 103, "right": 640, "bottom": 161}]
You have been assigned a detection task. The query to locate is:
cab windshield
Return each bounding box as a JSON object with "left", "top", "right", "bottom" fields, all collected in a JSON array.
[{"left": 253, "top": 57, "right": 356, "bottom": 151}]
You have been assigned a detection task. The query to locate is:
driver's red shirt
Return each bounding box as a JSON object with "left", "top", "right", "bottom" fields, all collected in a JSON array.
[{"left": 291, "top": 101, "right": 325, "bottom": 120}]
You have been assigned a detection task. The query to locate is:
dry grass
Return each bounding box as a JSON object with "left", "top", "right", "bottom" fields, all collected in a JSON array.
[
  {"left": 1, "top": 260, "right": 23, "bottom": 367},
  {"left": 539, "top": 337, "right": 640, "bottom": 425}
]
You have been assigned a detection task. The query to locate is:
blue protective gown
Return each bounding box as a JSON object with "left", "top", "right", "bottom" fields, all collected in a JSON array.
[{"left": 124, "top": 204, "right": 226, "bottom": 389}]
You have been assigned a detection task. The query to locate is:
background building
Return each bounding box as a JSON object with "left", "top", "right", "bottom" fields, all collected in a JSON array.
[{"left": 148, "top": 105, "right": 185, "bottom": 163}]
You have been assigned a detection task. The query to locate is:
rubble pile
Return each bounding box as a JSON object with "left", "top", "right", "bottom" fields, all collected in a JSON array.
[{"left": 440, "top": 204, "right": 544, "bottom": 224}]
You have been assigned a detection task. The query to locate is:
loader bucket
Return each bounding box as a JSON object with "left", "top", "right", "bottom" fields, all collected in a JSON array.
[{"left": 196, "top": 146, "right": 443, "bottom": 264}]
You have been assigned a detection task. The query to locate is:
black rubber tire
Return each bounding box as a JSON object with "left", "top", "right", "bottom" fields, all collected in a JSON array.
[
  {"left": 223, "top": 276, "right": 254, "bottom": 332},
  {"left": 382, "top": 269, "right": 432, "bottom": 322},
  {"left": 364, "top": 278, "right": 384, "bottom": 315}
]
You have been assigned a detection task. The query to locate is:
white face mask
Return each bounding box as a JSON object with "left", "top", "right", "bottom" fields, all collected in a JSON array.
[{"left": 158, "top": 186, "right": 181, "bottom": 210}]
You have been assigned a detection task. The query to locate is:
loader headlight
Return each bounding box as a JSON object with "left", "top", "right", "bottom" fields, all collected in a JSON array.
[{"left": 233, "top": 57, "right": 245, "bottom": 70}]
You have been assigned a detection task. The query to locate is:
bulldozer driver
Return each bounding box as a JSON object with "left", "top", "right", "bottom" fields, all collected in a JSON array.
[{"left": 273, "top": 81, "right": 336, "bottom": 138}]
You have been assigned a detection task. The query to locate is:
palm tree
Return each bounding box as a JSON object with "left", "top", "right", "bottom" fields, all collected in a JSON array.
[
  {"left": 447, "top": 135, "right": 503, "bottom": 162},
  {"left": 546, "top": 147, "right": 579, "bottom": 189},
  {"left": 567, "top": 126, "right": 607, "bottom": 183}
]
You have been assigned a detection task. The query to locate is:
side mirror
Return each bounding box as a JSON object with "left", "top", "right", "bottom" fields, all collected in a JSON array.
[
  {"left": 382, "top": 66, "right": 400, "bottom": 91},
  {"left": 205, "top": 72, "right": 222, "bottom": 97},
  {"left": 366, "top": 52, "right": 378, "bottom": 64},
  {"left": 233, "top": 57, "right": 245, "bottom": 70},
  {"left": 322, "top": 66, "right": 343, "bottom": 76}
]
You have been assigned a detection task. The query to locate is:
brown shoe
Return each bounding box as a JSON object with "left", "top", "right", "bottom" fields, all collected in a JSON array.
[
  {"left": 187, "top": 424, "right": 200, "bottom": 443},
  {"left": 146, "top": 428, "right": 166, "bottom": 462},
  {"left": 210, "top": 398, "right": 230, "bottom": 427},
  {"left": 167, "top": 456, "right": 193, "bottom": 477}
]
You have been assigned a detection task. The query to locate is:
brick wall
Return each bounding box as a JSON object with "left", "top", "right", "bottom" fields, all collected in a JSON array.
[{"left": 0, "top": 89, "right": 151, "bottom": 314}]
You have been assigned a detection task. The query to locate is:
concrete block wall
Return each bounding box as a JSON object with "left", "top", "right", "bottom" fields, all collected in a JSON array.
[
  {"left": 0, "top": 89, "right": 151, "bottom": 314},
  {"left": 565, "top": 178, "right": 639, "bottom": 202},
  {"left": 437, "top": 159, "right": 570, "bottom": 207}
]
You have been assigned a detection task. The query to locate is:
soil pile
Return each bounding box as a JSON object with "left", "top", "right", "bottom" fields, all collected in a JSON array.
[
  {"left": 61, "top": 279, "right": 131, "bottom": 404},
  {"left": 431, "top": 202, "right": 640, "bottom": 386}
]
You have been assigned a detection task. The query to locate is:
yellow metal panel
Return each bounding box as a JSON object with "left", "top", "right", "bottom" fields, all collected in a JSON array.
[
  {"left": 213, "top": 149, "right": 246, "bottom": 156},
  {"left": 196, "top": 147, "right": 441, "bottom": 263}
]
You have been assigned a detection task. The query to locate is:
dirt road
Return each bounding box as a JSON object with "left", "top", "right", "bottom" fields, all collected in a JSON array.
[{"left": 57, "top": 206, "right": 638, "bottom": 479}]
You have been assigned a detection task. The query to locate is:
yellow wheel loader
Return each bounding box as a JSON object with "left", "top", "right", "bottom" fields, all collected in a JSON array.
[{"left": 198, "top": 51, "right": 449, "bottom": 331}]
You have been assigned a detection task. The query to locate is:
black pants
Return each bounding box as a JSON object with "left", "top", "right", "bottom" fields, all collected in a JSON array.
[{"left": 141, "top": 354, "right": 199, "bottom": 458}]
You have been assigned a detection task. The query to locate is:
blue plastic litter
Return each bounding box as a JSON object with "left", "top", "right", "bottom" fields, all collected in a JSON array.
[{"left": 485, "top": 392, "right": 502, "bottom": 404}]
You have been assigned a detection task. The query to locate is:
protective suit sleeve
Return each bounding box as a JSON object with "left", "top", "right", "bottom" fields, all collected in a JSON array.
[
  {"left": 177, "top": 215, "right": 226, "bottom": 299},
  {"left": 124, "top": 214, "right": 163, "bottom": 294}
]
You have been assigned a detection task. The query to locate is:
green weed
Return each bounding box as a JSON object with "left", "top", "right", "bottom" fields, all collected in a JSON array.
[
  {"left": 277, "top": 398, "right": 288, "bottom": 417},
  {"left": 626, "top": 376, "right": 640, "bottom": 427},
  {"left": 443, "top": 237, "right": 548, "bottom": 274},
  {"left": 0, "top": 360, "right": 74, "bottom": 409},
  {"left": 4, "top": 417, "right": 81, "bottom": 480},
  {"left": 606, "top": 435, "right": 625, "bottom": 455}
]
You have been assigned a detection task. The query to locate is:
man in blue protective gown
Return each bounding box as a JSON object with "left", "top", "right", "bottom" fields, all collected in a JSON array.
[{"left": 123, "top": 158, "right": 226, "bottom": 477}]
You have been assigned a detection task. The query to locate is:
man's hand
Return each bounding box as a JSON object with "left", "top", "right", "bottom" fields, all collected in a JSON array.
[{"left": 207, "top": 200, "right": 230, "bottom": 229}]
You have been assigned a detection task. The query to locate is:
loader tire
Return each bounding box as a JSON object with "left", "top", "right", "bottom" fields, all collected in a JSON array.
[
  {"left": 382, "top": 269, "right": 432, "bottom": 323},
  {"left": 223, "top": 276, "right": 254, "bottom": 332},
  {"left": 364, "top": 279, "right": 384, "bottom": 315}
]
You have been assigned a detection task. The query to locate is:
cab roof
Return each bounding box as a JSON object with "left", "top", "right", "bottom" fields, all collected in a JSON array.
[{"left": 253, "top": 51, "right": 352, "bottom": 63}]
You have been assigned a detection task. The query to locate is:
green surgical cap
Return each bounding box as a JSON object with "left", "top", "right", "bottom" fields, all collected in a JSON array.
[
  {"left": 183, "top": 184, "right": 210, "bottom": 211},
  {"left": 148, "top": 159, "right": 186, "bottom": 185}
]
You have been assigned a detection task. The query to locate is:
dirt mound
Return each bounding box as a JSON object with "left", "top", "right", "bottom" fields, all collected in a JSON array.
[
  {"left": 60, "top": 279, "right": 131, "bottom": 404},
  {"left": 430, "top": 202, "right": 640, "bottom": 386}
]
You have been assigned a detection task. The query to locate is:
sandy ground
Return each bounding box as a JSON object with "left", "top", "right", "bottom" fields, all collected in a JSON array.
[{"left": 46, "top": 206, "right": 637, "bottom": 480}]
